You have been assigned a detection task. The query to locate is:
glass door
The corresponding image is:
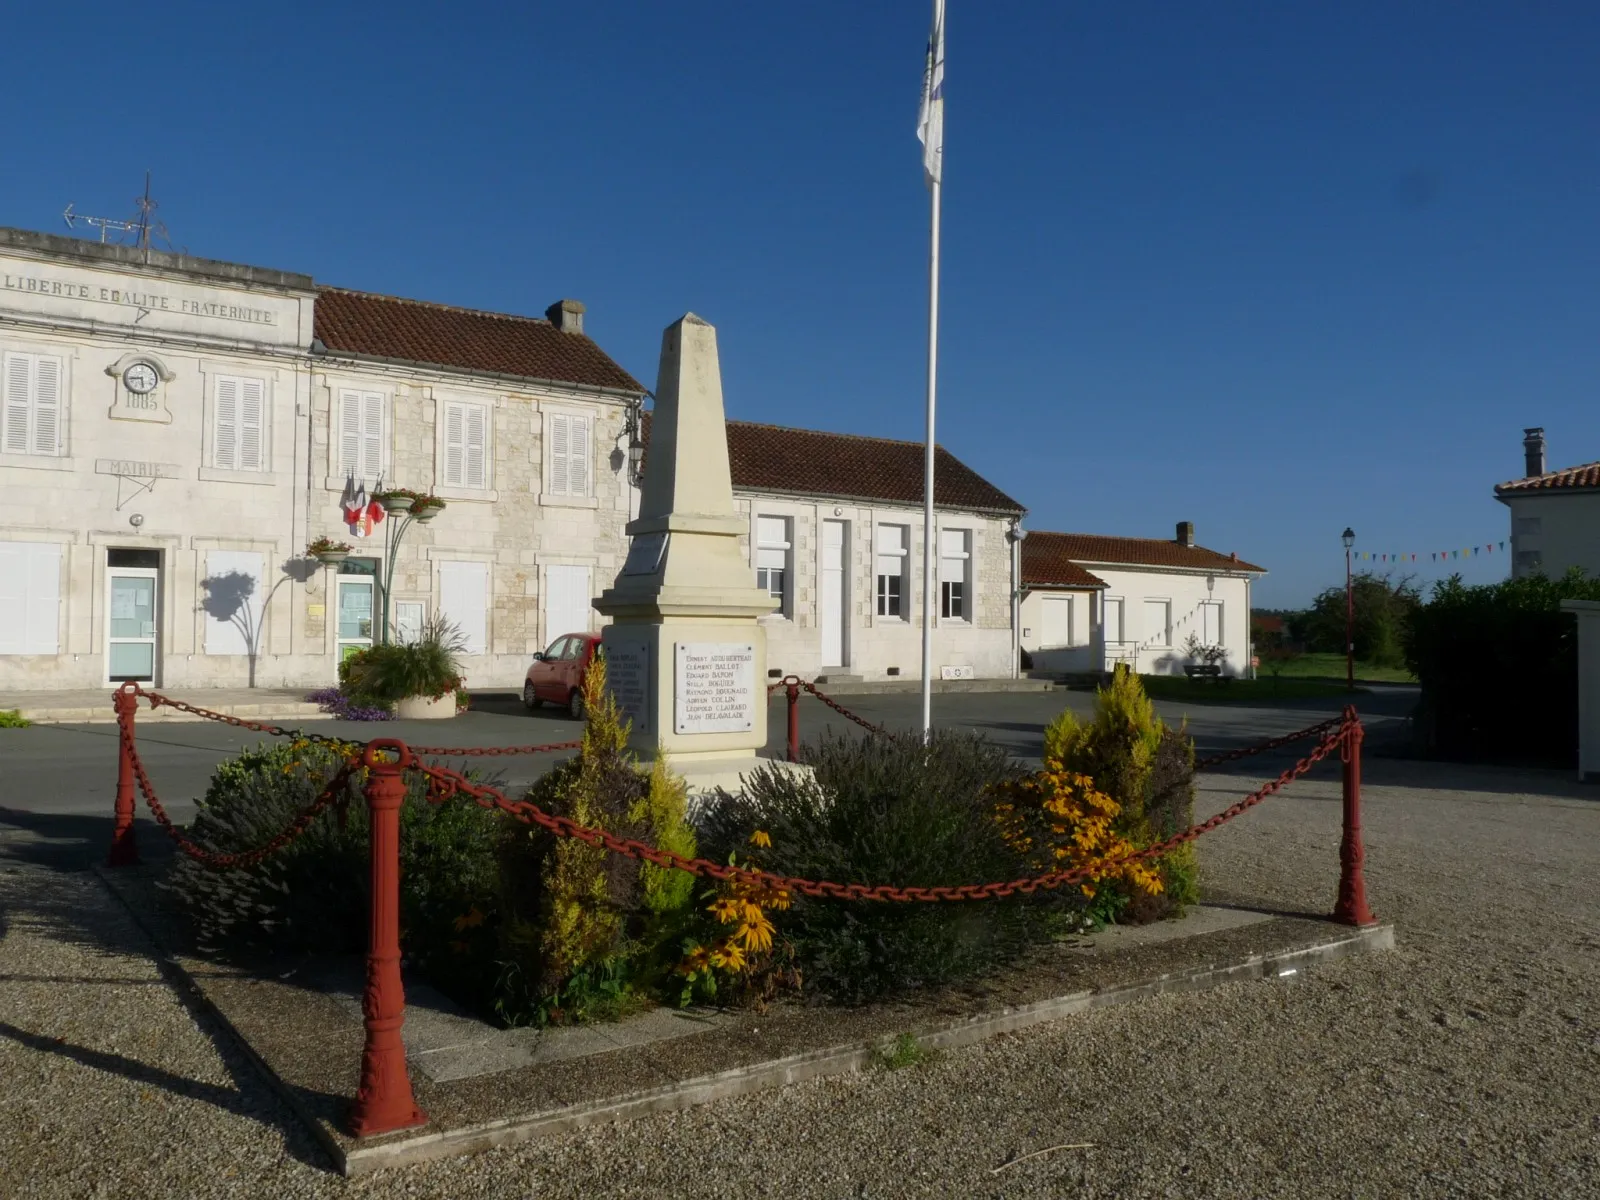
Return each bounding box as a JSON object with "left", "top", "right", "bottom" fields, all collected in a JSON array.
[
  {"left": 336, "top": 573, "right": 376, "bottom": 662},
  {"left": 107, "top": 568, "right": 159, "bottom": 683}
]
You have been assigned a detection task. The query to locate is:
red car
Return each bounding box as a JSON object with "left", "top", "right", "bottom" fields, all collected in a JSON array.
[{"left": 523, "top": 632, "right": 601, "bottom": 719}]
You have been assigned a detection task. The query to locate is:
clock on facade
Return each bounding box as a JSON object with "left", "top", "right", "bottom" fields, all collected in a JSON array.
[{"left": 122, "top": 362, "right": 159, "bottom": 395}]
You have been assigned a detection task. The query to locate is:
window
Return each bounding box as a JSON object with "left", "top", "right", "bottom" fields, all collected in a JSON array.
[
  {"left": 939, "top": 529, "right": 970, "bottom": 620},
  {"left": 2, "top": 351, "right": 63, "bottom": 457},
  {"left": 201, "top": 551, "right": 267, "bottom": 655},
  {"left": 755, "top": 516, "right": 791, "bottom": 612},
  {"left": 1103, "top": 597, "right": 1125, "bottom": 644},
  {"left": 338, "top": 389, "right": 385, "bottom": 482},
  {"left": 875, "top": 524, "right": 908, "bottom": 618},
  {"left": 1040, "top": 594, "right": 1074, "bottom": 647},
  {"left": 0, "top": 541, "right": 61, "bottom": 654},
  {"left": 1516, "top": 550, "right": 1543, "bottom": 572},
  {"left": 1516, "top": 517, "right": 1542, "bottom": 537},
  {"left": 1143, "top": 600, "right": 1171, "bottom": 647},
  {"left": 212, "top": 376, "right": 266, "bottom": 472},
  {"left": 443, "top": 400, "right": 489, "bottom": 489},
  {"left": 1200, "top": 601, "right": 1223, "bottom": 646},
  {"left": 438, "top": 560, "right": 489, "bottom": 655},
  {"left": 547, "top": 411, "right": 593, "bottom": 497}
]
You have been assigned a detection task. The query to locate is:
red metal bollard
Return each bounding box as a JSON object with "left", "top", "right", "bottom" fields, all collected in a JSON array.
[
  {"left": 1332, "top": 708, "right": 1378, "bottom": 927},
  {"left": 348, "top": 739, "right": 427, "bottom": 1138},
  {"left": 107, "top": 683, "right": 141, "bottom": 867},
  {"left": 785, "top": 678, "right": 801, "bottom": 764}
]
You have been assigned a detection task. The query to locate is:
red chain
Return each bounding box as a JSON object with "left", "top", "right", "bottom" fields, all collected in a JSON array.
[
  {"left": 793, "top": 679, "right": 886, "bottom": 734},
  {"left": 411, "top": 719, "right": 1350, "bottom": 902},
  {"left": 119, "top": 717, "right": 358, "bottom": 869},
  {"left": 407, "top": 740, "right": 583, "bottom": 757},
  {"left": 1192, "top": 714, "right": 1344, "bottom": 770}
]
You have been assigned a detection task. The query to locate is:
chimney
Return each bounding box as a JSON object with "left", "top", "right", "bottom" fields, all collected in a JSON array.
[
  {"left": 1176, "top": 521, "right": 1195, "bottom": 548},
  {"left": 1523, "top": 427, "right": 1546, "bottom": 478},
  {"left": 545, "top": 299, "right": 586, "bottom": 335}
]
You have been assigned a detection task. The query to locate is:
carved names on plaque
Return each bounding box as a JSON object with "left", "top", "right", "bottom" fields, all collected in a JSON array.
[{"left": 673, "top": 642, "right": 755, "bottom": 734}]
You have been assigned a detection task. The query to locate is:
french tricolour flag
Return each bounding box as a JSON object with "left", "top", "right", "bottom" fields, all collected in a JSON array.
[{"left": 917, "top": 0, "right": 945, "bottom": 186}]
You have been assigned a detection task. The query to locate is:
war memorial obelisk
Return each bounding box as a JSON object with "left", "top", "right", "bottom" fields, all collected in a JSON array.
[{"left": 595, "top": 314, "right": 781, "bottom": 792}]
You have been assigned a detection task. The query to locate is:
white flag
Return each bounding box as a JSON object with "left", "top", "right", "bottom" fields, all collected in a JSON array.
[{"left": 917, "top": 0, "right": 945, "bottom": 186}]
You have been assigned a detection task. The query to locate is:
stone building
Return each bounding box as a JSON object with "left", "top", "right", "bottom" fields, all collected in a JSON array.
[
  {"left": 640, "top": 417, "right": 1026, "bottom": 682},
  {"left": 1019, "top": 524, "right": 1265, "bottom": 677},
  {"left": 0, "top": 226, "right": 645, "bottom": 692},
  {"left": 1495, "top": 427, "right": 1600, "bottom": 580}
]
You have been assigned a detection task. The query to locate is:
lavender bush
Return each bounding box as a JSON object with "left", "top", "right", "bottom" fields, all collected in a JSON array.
[{"left": 306, "top": 686, "right": 394, "bottom": 722}]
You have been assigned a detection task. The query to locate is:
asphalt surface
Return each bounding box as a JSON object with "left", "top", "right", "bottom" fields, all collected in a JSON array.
[{"left": 0, "top": 686, "right": 1418, "bottom": 833}]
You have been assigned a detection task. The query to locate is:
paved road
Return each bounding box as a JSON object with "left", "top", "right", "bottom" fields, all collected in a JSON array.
[{"left": 0, "top": 687, "right": 1417, "bottom": 830}]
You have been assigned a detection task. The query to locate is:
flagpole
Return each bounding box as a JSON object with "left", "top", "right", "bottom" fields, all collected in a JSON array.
[{"left": 920, "top": 175, "right": 941, "bottom": 740}]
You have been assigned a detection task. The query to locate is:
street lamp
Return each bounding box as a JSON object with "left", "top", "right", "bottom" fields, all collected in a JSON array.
[{"left": 1341, "top": 527, "right": 1356, "bottom": 691}]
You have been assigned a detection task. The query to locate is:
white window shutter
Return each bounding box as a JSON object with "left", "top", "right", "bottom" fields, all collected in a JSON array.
[
  {"left": 444, "top": 402, "right": 465, "bottom": 487},
  {"left": 214, "top": 376, "right": 239, "bottom": 471},
  {"left": 569, "top": 415, "right": 590, "bottom": 496},
  {"left": 32, "top": 356, "right": 60, "bottom": 456},
  {"left": 361, "top": 392, "right": 384, "bottom": 481},
  {"left": 339, "top": 391, "right": 361, "bottom": 479},
  {"left": 238, "top": 379, "right": 265, "bottom": 471},
  {"left": 549, "top": 413, "right": 569, "bottom": 495},
  {"left": 465, "top": 404, "right": 487, "bottom": 489},
  {"left": 0, "top": 542, "right": 60, "bottom": 654},
  {"left": 3, "top": 353, "right": 31, "bottom": 455}
]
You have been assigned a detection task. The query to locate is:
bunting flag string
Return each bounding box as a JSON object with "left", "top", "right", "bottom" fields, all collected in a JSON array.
[{"left": 1354, "top": 542, "right": 1507, "bottom": 565}]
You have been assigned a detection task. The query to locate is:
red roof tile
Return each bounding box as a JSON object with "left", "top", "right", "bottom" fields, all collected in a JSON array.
[
  {"left": 1023, "top": 531, "right": 1265, "bottom": 577},
  {"left": 1017, "top": 537, "right": 1108, "bottom": 590},
  {"left": 641, "top": 415, "right": 1024, "bottom": 514},
  {"left": 1495, "top": 462, "right": 1600, "bottom": 495},
  {"left": 313, "top": 287, "right": 645, "bottom": 393}
]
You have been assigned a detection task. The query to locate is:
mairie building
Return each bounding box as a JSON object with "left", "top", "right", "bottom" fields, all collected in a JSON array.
[{"left": 0, "top": 227, "right": 1034, "bottom": 694}]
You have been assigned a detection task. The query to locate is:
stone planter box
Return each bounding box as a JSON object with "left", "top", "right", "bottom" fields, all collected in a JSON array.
[{"left": 394, "top": 694, "right": 456, "bottom": 720}]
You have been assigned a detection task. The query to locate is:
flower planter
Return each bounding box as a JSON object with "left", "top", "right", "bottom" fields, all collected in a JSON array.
[
  {"left": 313, "top": 550, "right": 350, "bottom": 567},
  {"left": 412, "top": 504, "right": 443, "bottom": 523},
  {"left": 394, "top": 693, "right": 456, "bottom": 720},
  {"left": 379, "top": 495, "right": 415, "bottom": 514}
]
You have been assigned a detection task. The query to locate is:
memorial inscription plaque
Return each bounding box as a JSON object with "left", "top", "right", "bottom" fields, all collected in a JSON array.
[
  {"left": 605, "top": 644, "right": 651, "bottom": 730},
  {"left": 674, "top": 642, "right": 756, "bottom": 734}
]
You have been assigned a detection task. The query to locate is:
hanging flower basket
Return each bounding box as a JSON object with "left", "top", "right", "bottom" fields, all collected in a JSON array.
[
  {"left": 374, "top": 488, "right": 418, "bottom": 514},
  {"left": 411, "top": 495, "right": 446, "bottom": 522},
  {"left": 307, "top": 537, "right": 352, "bottom": 565}
]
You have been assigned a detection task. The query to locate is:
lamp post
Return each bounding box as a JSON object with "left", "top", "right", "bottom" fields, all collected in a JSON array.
[
  {"left": 375, "top": 494, "right": 443, "bottom": 645},
  {"left": 1341, "top": 527, "right": 1356, "bottom": 691}
]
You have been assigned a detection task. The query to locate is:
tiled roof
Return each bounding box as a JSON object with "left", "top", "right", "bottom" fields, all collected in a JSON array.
[
  {"left": 313, "top": 287, "right": 645, "bottom": 393},
  {"left": 1023, "top": 531, "right": 1266, "bottom": 576},
  {"left": 1495, "top": 462, "right": 1600, "bottom": 495},
  {"left": 1018, "top": 537, "right": 1108, "bottom": 590},
  {"left": 641, "top": 415, "right": 1025, "bottom": 514}
]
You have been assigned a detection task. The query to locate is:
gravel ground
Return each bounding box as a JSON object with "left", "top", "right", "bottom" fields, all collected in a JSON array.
[{"left": 2, "top": 757, "right": 1596, "bottom": 1198}]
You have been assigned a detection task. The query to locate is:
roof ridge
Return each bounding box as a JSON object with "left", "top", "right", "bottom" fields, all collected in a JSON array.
[
  {"left": 317, "top": 285, "right": 557, "bottom": 329},
  {"left": 1495, "top": 459, "right": 1600, "bottom": 489}
]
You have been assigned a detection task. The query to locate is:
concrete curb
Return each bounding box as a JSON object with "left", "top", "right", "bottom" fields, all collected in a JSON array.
[{"left": 338, "top": 922, "right": 1392, "bottom": 1176}]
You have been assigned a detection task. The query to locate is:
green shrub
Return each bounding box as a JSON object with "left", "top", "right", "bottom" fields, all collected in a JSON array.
[
  {"left": 699, "top": 729, "right": 1040, "bottom": 1004},
  {"left": 1043, "top": 667, "right": 1198, "bottom": 922},
  {"left": 1303, "top": 572, "right": 1421, "bottom": 668},
  {"left": 162, "top": 737, "right": 506, "bottom": 1008},
  {"left": 0, "top": 709, "right": 30, "bottom": 728},
  {"left": 343, "top": 614, "right": 466, "bottom": 704},
  {"left": 1405, "top": 568, "right": 1600, "bottom": 765},
  {"left": 494, "top": 661, "right": 697, "bottom": 1024}
]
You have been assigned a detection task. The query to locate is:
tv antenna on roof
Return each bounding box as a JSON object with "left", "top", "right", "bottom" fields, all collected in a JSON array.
[{"left": 63, "top": 171, "right": 183, "bottom": 262}]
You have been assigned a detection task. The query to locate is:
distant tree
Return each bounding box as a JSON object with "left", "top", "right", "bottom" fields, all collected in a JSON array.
[{"left": 1302, "top": 572, "right": 1422, "bottom": 668}]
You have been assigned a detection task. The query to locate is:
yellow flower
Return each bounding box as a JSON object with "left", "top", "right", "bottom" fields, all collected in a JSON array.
[{"left": 749, "top": 829, "right": 773, "bottom": 849}]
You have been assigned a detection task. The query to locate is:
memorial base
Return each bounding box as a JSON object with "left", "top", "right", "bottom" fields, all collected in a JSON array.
[{"left": 635, "top": 753, "right": 814, "bottom": 815}]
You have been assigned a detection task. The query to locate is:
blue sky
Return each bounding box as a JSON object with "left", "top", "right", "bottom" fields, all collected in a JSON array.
[{"left": 5, "top": 1, "right": 1596, "bottom": 606}]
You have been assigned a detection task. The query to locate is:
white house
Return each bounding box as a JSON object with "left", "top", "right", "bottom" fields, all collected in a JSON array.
[
  {"left": 1495, "top": 428, "right": 1600, "bottom": 580},
  {"left": 642, "top": 417, "right": 1026, "bottom": 683},
  {"left": 0, "top": 226, "right": 646, "bottom": 693},
  {"left": 1020, "top": 523, "right": 1265, "bottom": 677}
]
